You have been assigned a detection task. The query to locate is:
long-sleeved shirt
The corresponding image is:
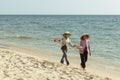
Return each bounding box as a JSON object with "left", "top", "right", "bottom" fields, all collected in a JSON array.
[
  {"left": 61, "top": 37, "right": 73, "bottom": 47},
  {"left": 79, "top": 39, "right": 91, "bottom": 54}
]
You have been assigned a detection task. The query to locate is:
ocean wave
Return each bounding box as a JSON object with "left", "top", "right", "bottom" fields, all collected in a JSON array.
[
  {"left": 15, "top": 36, "right": 32, "bottom": 39},
  {"left": 3, "top": 36, "right": 32, "bottom": 40}
]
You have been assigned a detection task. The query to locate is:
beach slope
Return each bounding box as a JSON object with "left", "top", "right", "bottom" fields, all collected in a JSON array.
[{"left": 0, "top": 48, "right": 112, "bottom": 80}]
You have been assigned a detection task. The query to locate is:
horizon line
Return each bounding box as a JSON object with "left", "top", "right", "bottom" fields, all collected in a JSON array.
[{"left": 0, "top": 13, "right": 120, "bottom": 16}]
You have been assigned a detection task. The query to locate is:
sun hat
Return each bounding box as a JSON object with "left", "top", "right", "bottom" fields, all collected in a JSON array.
[
  {"left": 80, "top": 34, "right": 90, "bottom": 40},
  {"left": 85, "top": 34, "right": 90, "bottom": 38},
  {"left": 63, "top": 31, "right": 71, "bottom": 36}
]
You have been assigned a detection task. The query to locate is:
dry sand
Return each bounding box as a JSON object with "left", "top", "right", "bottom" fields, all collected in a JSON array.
[
  {"left": 0, "top": 47, "right": 112, "bottom": 80},
  {"left": 0, "top": 40, "right": 119, "bottom": 80}
]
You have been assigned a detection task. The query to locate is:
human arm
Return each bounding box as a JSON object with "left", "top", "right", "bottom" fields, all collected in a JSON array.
[
  {"left": 88, "top": 40, "right": 91, "bottom": 56},
  {"left": 54, "top": 39, "right": 61, "bottom": 43},
  {"left": 74, "top": 45, "right": 83, "bottom": 49},
  {"left": 68, "top": 39, "right": 76, "bottom": 47}
]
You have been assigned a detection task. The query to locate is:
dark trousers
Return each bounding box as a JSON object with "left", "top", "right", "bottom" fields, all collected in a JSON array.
[
  {"left": 60, "top": 45, "right": 69, "bottom": 65},
  {"left": 80, "top": 47, "right": 88, "bottom": 68}
]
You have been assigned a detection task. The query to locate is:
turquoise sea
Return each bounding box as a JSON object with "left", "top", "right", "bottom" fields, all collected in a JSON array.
[{"left": 0, "top": 15, "right": 120, "bottom": 65}]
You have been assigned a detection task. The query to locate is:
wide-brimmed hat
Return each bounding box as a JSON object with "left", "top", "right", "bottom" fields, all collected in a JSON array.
[
  {"left": 81, "top": 34, "right": 90, "bottom": 40},
  {"left": 63, "top": 31, "right": 71, "bottom": 36}
]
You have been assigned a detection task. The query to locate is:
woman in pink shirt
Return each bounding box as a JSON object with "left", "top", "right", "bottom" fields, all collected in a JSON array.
[{"left": 79, "top": 34, "right": 91, "bottom": 69}]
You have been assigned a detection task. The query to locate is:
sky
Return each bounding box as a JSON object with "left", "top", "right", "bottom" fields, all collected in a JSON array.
[{"left": 0, "top": 0, "right": 120, "bottom": 15}]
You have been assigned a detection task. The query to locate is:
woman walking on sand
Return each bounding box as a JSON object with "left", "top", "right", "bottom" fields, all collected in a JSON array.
[
  {"left": 79, "top": 34, "right": 91, "bottom": 69},
  {"left": 54, "top": 31, "right": 75, "bottom": 65}
]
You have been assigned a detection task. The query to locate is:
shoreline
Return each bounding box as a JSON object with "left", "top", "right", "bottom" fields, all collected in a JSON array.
[{"left": 0, "top": 41, "right": 119, "bottom": 80}]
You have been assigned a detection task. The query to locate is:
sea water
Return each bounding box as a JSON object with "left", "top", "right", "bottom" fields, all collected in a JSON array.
[{"left": 0, "top": 15, "right": 120, "bottom": 66}]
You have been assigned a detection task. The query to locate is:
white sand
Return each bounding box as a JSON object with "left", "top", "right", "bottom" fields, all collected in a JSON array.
[
  {"left": 0, "top": 41, "right": 120, "bottom": 80},
  {"left": 0, "top": 42, "right": 113, "bottom": 80}
]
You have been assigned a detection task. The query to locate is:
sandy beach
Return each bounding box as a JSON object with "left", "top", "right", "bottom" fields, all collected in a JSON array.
[{"left": 0, "top": 41, "right": 115, "bottom": 80}]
